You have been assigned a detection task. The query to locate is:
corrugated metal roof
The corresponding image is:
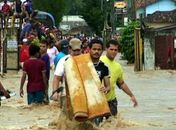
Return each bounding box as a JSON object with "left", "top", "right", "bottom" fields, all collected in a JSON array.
[{"left": 147, "top": 23, "right": 176, "bottom": 31}]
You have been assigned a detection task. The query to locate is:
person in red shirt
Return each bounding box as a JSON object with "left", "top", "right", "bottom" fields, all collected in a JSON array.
[
  {"left": 20, "top": 44, "right": 47, "bottom": 105},
  {"left": 1, "top": 0, "right": 11, "bottom": 14},
  {"left": 0, "top": 0, "right": 12, "bottom": 28},
  {"left": 19, "top": 38, "right": 30, "bottom": 68}
]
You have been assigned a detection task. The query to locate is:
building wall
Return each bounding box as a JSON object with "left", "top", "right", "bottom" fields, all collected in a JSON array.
[
  {"left": 136, "top": 8, "right": 145, "bottom": 18},
  {"left": 155, "top": 35, "right": 174, "bottom": 69},
  {"left": 144, "top": 36, "right": 155, "bottom": 70},
  {"left": 60, "top": 15, "right": 87, "bottom": 31},
  {"left": 147, "top": 0, "right": 176, "bottom": 14},
  {"left": 136, "top": 0, "right": 176, "bottom": 18},
  {"left": 135, "top": 0, "right": 157, "bottom": 9}
]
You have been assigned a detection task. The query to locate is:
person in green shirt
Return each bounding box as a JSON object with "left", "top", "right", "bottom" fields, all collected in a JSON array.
[{"left": 100, "top": 39, "right": 138, "bottom": 116}]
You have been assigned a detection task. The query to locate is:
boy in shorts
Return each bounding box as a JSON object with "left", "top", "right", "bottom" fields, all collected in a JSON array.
[{"left": 20, "top": 45, "right": 47, "bottom": 104}]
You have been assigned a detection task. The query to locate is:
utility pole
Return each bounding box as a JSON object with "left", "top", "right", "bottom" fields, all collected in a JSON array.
[
  {"left": 129, "top": 0, "right": 136, "bottom": 20},
  {"left": 0, "top": 28, "right": 3, "bottom": 76},
  {"left": 144, "top": 0, "right": 146, "bottom": 18},
  {"left": 101, "top": 0, "right": 111, "bottom": 44},
  {"left": 111, "top": 0, "right": 115, "bottom": 35},
  {"left": 132, "top": 0, "right": 136, "bottom": 20}
]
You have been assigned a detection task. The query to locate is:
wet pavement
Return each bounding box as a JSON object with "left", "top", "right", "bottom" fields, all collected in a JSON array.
[{"left": 0, "top": 58, "right": 176, "bottom": 130}]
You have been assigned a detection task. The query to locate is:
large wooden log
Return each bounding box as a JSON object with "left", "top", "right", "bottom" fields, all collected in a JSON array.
[
  {"left": 65, "top": 56, "right": 88, "bottom": 121},
  {"left": 65, "top": 54, "right": 110, "bottom": 121},
  {"left": 74, "top": 54, "right": 110, "bottom": 119}
]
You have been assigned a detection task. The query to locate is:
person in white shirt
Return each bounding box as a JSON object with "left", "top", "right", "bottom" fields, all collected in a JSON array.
[
  {"left": 52, "top": 38, "right": 82, "bottom": 102},
  {"left": 47, "top": 43, "right": 58, "bottom": 69}
]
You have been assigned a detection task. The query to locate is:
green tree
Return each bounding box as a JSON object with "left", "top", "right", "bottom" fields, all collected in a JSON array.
[
  {"left": 32, "top": 0, "right": 68, "bottom": 24},
  {"left": 67, "top": 0, "right": 84, "bottom": 15},
  {"left": 119, "top": 21, "right": 140, "bottom": 63},
  {"left": 79, "top": 0, "right": 104, "bottom": 36},
  {"left": 32, "top": 0, "right": 105, "bottom": 35}
]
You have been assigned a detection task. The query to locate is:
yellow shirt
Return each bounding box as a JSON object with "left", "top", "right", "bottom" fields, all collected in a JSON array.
[{"left": 100, "top": 55, "right": 123, "bottom": 101}]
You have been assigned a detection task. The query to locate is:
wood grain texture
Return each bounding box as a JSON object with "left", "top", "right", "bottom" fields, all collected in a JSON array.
[{"left": 65, "top": 54, "right": 110, "bottom": 121}]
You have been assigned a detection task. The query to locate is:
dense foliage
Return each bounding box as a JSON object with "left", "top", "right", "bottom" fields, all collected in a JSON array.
[
  {"left": 79, "top": 0, "right": 104, "bottom": 36},
  {"left": 67, "top": 0, "right": 83, "bottom": 15},
  {"left": 32, "top": 0, "right": 107, "bottom": 35},
  {"left": 119, "top": 21, "right": 140, "bottom": 64},
  {"left": 33, "top": 0, "right": 68, "bottom": 23}
]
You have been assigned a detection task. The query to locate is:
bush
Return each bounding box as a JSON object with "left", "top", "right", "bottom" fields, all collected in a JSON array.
[{"left": 119, "top": 21, "right": 140, "bottom": 64}]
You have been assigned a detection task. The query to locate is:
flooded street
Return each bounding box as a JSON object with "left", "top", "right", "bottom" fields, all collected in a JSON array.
[
  {"left": 118, "top": 61, "right": 176, "bottom": 130},
  {"left": 0, "top": 58, "right": 176, "bottom": 130}
]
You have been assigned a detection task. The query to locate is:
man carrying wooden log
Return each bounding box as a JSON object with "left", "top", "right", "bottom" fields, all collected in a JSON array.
[
  {"left": 52, "top": 38, "right": 111, "bottom": 126},
  {"left": 52, "top": 38, "right": 82, "bottom": 107}
]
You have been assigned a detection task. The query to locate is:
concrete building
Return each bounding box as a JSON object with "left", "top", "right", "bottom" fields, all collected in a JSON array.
[
  {"left": 59, "top": 15, "right": 87, "bottom": 31},
  {"left": 136, "top": 0, "right": 176, "bottom": 70},
  {"left": 135, "top": 0, "right": 176, "bottom": 18}
]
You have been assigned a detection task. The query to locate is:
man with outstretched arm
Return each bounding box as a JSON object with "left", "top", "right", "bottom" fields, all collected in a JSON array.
[{"left": 100, "top": 39, "right": 138, "bottom": 116}]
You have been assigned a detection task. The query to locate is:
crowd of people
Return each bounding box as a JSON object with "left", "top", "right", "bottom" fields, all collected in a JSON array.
[
  {"left": 51, "top": 37, "right": 138, "bottom": 125},
  {"left": 0, "top": 0, "right": 138, "bottom": 127},
  {"left": 0, "top": 0, "right": 33, "bottom": 28},
  {"left": 1, "top": 27, "right": 138, "bottom": 126}
]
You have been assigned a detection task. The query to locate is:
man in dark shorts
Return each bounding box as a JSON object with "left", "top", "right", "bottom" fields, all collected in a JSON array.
[
  {"left": 20, "top": 44, "right": 47, "bottom": 104},
  {"left": 100, "top": 39, "right": 138, "bottom": 116}
]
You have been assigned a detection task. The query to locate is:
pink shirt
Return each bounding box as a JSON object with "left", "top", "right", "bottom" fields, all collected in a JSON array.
[{"left": 47, "top": 46, "right": 58, "bottom": 67}]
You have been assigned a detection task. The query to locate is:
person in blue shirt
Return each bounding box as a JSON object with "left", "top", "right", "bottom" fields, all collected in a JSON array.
[
  {"left": 54, "top": 39, "right": 69, "bottom": 67},
  {"left": 40, "top": 40, "right": 50, "bottom": 104},
  {"left": 22, "top": 0, "right": 32, "bottom": 18}
]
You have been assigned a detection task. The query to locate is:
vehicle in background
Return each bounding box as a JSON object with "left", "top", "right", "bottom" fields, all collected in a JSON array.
[
  {"left": 34, "top": 10, "right": 55, "bottom": 28},
  {"left": 60, "top": 24, "right": 70, "bottom": 31}
]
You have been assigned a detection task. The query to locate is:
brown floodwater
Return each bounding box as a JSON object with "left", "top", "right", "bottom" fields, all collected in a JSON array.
[{"left": 0, "top": 59, "right": 176, "bottom": 130}]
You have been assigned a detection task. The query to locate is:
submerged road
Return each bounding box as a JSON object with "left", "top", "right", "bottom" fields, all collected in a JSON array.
[
  {"left": 0, "top": 55, "right": 176, "bottom": 130},
  {"left": 117, "top": 59, "right": 176, "bottom": 130}
]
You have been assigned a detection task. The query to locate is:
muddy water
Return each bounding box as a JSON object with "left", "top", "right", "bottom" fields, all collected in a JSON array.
[
  {"left": 0, "top": 61, "right": 176, "bottom": 130},
  {"left": 117, "top": 61, "right": 176, "bottom": 130}
]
